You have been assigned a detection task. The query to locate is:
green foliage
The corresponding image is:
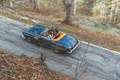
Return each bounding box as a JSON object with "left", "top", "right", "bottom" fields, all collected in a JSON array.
[
  {"left": 103, "top": 76, "right": 105, "bottom": 78},
  {"left": 94, "top": 22, "right": 101, "bottom": 28},
  {"left": 93, "top": 21, "right": 108, "bottom": 30},
  {"left": 101, "top": 22, "right": 106, "bottom": 26},
  {"left": 110, "top": 22, "right": 120, "bottom": 29},
  {"left": 21, "top": 53, "right": 27, "bottom": 57},
  {"left": 116, "top": 26, "right": 120, "bottom": 29},
  {"left": 57, "top": 19, "right": 63, "bottom": 22}
]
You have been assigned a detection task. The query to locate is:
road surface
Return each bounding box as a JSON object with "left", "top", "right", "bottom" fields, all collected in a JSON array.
[{"left": 0, "top": 15, "right": 120, "bottom": 80}]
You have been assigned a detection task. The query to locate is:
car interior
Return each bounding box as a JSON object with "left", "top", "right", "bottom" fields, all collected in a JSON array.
[{"left": 41, "top": 29, "right": 66, "bottom": 41}]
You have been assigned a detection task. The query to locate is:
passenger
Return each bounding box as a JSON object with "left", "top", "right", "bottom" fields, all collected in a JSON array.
[
  {"left": 42, "top": 32, "right": 48, "bottom": 38},
  {"left": 47, "top": 30, "right": 53, "bottom": 39}
]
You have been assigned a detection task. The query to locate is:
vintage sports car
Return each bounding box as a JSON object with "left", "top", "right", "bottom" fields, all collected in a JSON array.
[{"left": 22, "top": 25, "right": 79, "bottom": 53}]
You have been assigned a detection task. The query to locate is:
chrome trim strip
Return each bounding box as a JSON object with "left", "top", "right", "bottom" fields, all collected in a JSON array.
[{"left": 67, "top": 42, "right": 80, "bottom": 53}]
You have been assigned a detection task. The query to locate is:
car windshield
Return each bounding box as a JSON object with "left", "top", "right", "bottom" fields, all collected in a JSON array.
[{"left": 41, "top": 29, "right": 56, "bottom": 39}]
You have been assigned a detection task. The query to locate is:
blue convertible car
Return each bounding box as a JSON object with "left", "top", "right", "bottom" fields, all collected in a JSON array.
[{"left": 22, "top": 25, "right": 79, "bottom": 53}]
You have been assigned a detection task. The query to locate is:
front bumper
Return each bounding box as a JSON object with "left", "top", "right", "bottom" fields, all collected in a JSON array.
[
  {"left": 22, "top": 34, "right": 26, "bottom": 39},
  {"left": 67, "top": 41, "right": 80, "bottom": 53}
]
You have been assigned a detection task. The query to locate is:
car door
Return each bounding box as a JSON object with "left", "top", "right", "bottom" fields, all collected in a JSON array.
[
  {"left": 38, "top": 37, "right": 52, "bottom": 47},
  {"left": 31, "top": 33, "right": 40, "bottom": 43}
]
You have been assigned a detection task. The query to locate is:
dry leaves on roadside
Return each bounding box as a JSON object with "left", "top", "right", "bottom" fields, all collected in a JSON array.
[{"left": 0, "top": 49, "right": 72, "bottom": 80}]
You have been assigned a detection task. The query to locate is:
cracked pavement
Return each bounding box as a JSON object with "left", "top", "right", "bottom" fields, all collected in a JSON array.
[{"left": 0, "top": 15, "right": 120, "bottom": 80}]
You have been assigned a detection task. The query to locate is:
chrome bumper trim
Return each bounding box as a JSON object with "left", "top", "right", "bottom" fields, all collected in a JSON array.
[
  {"left": 22, "top": 34, "right": 26, "bottom": 39},
  {"left": 67, "top": 42, "right": 80, "bottom": 53}
]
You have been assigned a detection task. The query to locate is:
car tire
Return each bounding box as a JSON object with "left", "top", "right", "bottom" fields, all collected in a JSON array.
[
  {"left": 53, "top": 47, "right": 60, "bottom": 54},
  {"left": 27, "top": 37, "right": 32, "bottom": 43}
]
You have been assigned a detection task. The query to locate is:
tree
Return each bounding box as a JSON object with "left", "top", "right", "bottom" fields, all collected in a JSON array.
[
  {"left": 34, "top": 0, "right": 36, "bottom": 10},
  {"left": 110, "top": 0, "right": 115, "bottom": 21},
  {"left": 0, "top": 0, "right": 3, "bottom": 5},
  {"left": 100, "top": 0, "right": 106, "bottom": 19},
  {"left": 62, "top": 0, "right": 72, "bottom": 25},
  {"left": 48, "top": 0, "right": 52, "bottom": 6},
  {"left": 10, "top": 0, "right": 13, "bottom": 8},
  {"left": 29, "top": 0, "right": 32, "bottom": 3},
  {"left": 37, "top": 0, "right": 40, "bottom": 12},
  {"left": 3, "top": 0, "right": 5, "bottom": 8},
  {"left": 114, "top": 0, "right": 119, "bottom": 22},
  {"left": 73, "top": 0, "right": 77, "bottom": 15},
  {"left": 82, "top": 0, "right": 95, "bottom": 15}
]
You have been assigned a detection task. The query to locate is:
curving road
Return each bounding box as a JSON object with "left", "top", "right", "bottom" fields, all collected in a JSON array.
[{"left": 0, "top": 15, "right": 120, "bottom": 80}]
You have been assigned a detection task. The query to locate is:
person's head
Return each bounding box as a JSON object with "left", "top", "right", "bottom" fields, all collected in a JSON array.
[
  {"left": 51, "top": 31, "right": 54, "bottom": 34},
  {"left": 48, "top": 30, "right": 52, "bottom": 35}
]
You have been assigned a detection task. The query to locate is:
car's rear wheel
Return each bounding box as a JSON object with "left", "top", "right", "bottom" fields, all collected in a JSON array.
[
  {"left": 53, "top": 47, "right": 60, "bottom": 54},
  {"left": 27, "top": 37, "right": 32, "bottom": 43}
]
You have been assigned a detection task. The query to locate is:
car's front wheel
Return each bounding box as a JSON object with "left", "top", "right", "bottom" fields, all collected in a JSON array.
[
  {"left": 53, "top": 47, "right": 60, "bottom": 54},
  {"left": 27, "top": 37, "right": 32, "bottom": 43}
]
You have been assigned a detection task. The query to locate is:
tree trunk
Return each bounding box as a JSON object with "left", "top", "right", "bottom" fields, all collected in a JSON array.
[
  {"left": 34, "top": 0, "right": 36, "bottom": 10},
  {"left": 37, "top": 0, "right": 40, "bottom": 12},
  {"left": 100, "top": 4, "right": 102, "bottom": 18},
  {"left": 3, "top": 0, "right": 5, "bottom": 9},
  {"left": 103, "top": 4, "right": 105, "bottom": 18},
  {"left": 3, "top": 0, "right": 5, "bottom": 6},
  {"left": 62, "top": 0, "right": 72, "bottom": 25},
  {"left": 100, "top": 2, "right": 106, "bottom": 19},
  {"left": 114, "top": 0, "right": 119, "bottom": 22},
  {"left": 110, "top": 0, "right": 115, "bottom": 22},
  {"left": 29, "top": 0, "right": 32, "bottom": 3},
  {"left": 10, "top": 0, "right": 13, "bottom": 8},
  {"left": 69, "top": 0, "right": 71, "bottom": 3},
  {"left": 73, "top": 0, "right": 76, "bottom": 15},
  {"left": 49, "top": 0, "right": 51, "bottom": 6}
]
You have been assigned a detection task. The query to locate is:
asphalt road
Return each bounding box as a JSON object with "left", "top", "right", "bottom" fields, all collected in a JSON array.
[{"left": 0, "top": 15, "right": 120, "bottom": 80}]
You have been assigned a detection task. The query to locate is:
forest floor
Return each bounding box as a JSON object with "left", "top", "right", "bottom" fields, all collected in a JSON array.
[
  {"left": 0, "top": 49, "right": 72, "bottom": 80},
  {"left": 0, "top": 2, "right": 120, "bottom": 52},
  {"left": 0, "top": 2, "right": 120, "bottom": 80}
]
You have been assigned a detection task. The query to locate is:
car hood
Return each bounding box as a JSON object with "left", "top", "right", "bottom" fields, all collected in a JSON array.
[
  {"left": 23, "top": 25, "right": 47, "bottom": 35},
  {"left": 54, "top": 35, "right": 78, "bottom": 49}
]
